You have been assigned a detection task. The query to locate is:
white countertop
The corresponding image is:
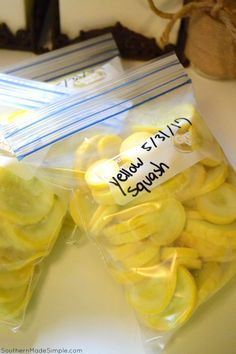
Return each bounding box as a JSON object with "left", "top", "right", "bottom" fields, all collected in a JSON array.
[{"left": 0, "top": 50, "right": 236, "bottom": 354}]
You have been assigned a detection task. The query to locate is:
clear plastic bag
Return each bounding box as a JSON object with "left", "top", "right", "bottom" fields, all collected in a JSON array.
[
  {"left": 0, "top": 81, "right": 71, "bottom": 327},
  {"left": 3, "top": 33, "right": 122, "bottom": 88},
  {"left": 1, "top": 53, "right": 236, "bottom": 351},
  {"left": 0, "top": 32, "right": 123, "bottom": 243},
  {"left": 0, "top": 55, "right": 71, "bottom": 326},
  {"left": 0, "top": 164, "right": 67, "bottom": 330}
]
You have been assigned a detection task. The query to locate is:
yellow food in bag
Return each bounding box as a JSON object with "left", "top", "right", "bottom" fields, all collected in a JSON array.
[
  {"left": 70, "top": 109, "right": 236, "bottom": 334},
  {"left": 0, "top": 167, "right": 67, "bottom": 327}
]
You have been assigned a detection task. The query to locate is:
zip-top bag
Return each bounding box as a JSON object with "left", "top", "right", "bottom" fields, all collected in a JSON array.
[
  {"left": 0, "top": 34, "right": 122, "bottom": 331},
  {"left": 0, "top": 75, "right": 68, "bottom": 329},
  {"left": 1, "top": 54, "right": 236, "bottom": 352},
  {"left": 0, "top": 33, "right": 123, "bottom": 160},
  {"left": 3, "top": 33, "right": 122, "bottom": 89}
]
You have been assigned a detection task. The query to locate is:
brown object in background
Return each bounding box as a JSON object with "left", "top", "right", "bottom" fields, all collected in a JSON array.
[
  {"left": 81, "top": 22, "right": 163, "bottom": 60},
  {"left": 185, "top": 7, "right": 236, "bottom": 79},
  {"left": 54, "top": 22, "right": 190, "bottom": 66},
  {"left": 0, "top": 0, "right": 59, "bottom": 53},
  {"left": 0, "top": 22, "right": 34, "bottom": 52},
  {"left": 0, "top": 0, "right": 190, "bottom": 68},
  {"left": 54, "top": 22, "right": 163, "bottom": 61},
  {"left": 148, "top": 0, "right": 236, "bottom": 79}
]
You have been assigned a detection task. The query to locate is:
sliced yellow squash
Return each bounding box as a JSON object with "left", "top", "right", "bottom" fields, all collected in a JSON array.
[
  {"left": 107, "top": 240, "right": 159, "bottom": 268},
  {"left": 104, "top": 202, "right": 159, "bottom": 224},
  {"left": 74, "top": 135, "right": 102, "bottom": 171},
  {"left": 126, "top": 263, "right": 177, "bottom": 315},
  {"left": 141, "top": 266, "right": 197, "bottom": 331},
  {"left": 227, "top": 168, "right": 236, "bottom": 188},
  {"left": 103, "top": 220, "right": 158, "bottom": 245},
  {"left": 161, "top": 247, "right": 202, "bottom": 270},
  {"left": 195, "top": 262, "right": 222, "bottom": 305},
  {"left": 85, "top": 159, "right": 119, "bottom": 191},
  {"left": 0, "top": 221, "right": 45, "bottom": 271},
  {"left": 14, "top": 197, "right": 66, "bottom": 251},
  {"left": 201, "top": 158, "right": 220, "bottom": 167},
  {"left": 89, "top": 204, "right": 119, "bottom": 235},
  {"left": 104, "top": 199, "right": 185, "bottom": 245},
  {"left": 120, "top": 132, "right": 151, "bottom": 154},
  {"left": 0, "top": 284, "right": 28, "bottom": 305},
  {"left": 196, "top": 183, "right": 236, "bottom": 224},
  {"left": 174, "top": 164, "right": 206, "bottom": 201},
  {"left": 91, "top": 188, "right": 116, "bottom": 205},
  {"left": 131, "top": 125, "right": 165, "bottom": 134},
  {"left": 198, "top": 163, "right": 228, "bottom": 195},
  {"left": 0, "top": 168, "right": 54, "bottom": 225},
  {"left": 108, "top": 254, "right": 161, "bottom": 284},
  {"left": 178, "top": 218, "right": 236, "bottom": 261},
  {"left": 185, "top": 210, "right": 203, "bottom": 220},
  {"left": 150, "top": 199, "right": 186, "bottom": 246},
  {"left": 0, "top": 264, "right": 34, "bottom": 290},
  {"left": 97, "top": 134, "right": 122, "bottom": 158}
]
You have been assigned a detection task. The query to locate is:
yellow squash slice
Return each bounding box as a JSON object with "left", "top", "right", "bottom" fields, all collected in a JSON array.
[
  {"left": 196, "top": 183, "right": 236, "bottom": 224},
  {"left": 85, "top": 159, "right": 119, "bottom": 191},
  {"left": 120, "top": 132, "right": 151, "bottom": 154},
  {"left": 97, "top": 134, "right": 122, "bottom": 158},
  {"left": 0, "top": 264, "right": 34, "bottom": 290},
  {"left": 174, "top": 164, "right": 206, "bottom": 201},
  {"left": 74, "top": 135, "right": 102, "bottom": 171},
  {"left": 0, "top": 221, "right": 45, "bottom": 271},
  {"left": 14, "top": 197, "right": 66, "bottom": 251},
  {"left": 126, "top": 263, "right": 177, "bottom": 315},
  {"left": 150, "top": 199, "right": 186, "bottom": 246},
  {"left": 103, "top": 220, "right": 158, "bottom": 245},
  {"left": 131, "top": 125, "right": 165, "bottom": 134},
  {"left": 227, "top": 168, "right": 236, "bottom": 188},
  {"left": 89, "top": 204, "right": 119, "bottom": 235},
  {"left": 179, "top": 218, "right": 236, "bottom": 261},
  {"left": 104, "top": 202, "right": 159, "bottom": 224},
  {"left": 108, "top": 254, "right": 161, "bottom": 284},
  {"left": 185, "top": 210, "right": 203, "bottom": 220},
  {"left": 91, "top": 188, "right": 116, "bottom": 205},
  {"left": 0, "top": 168, "right": 54, "bottom": 225},
  {"left": 104, "top": 199, "right": 185, "bottom": 245},
  {"left": 0, "top": 284, "right": 29, "bottom": 305},
  {"left": 141, "top": 266, "right": 197, "bottom": 331},
  {"left": 195, "top": 262, "right": 222, "bottom": 305},
  {"left": 201, "top": 158, "right": 220, "bottom": 167},
  {"left": 107, "top": 240, "right": 159, "bottom": 268},
  {"left": 161, "top": 247, "right": 202, "bottom": 270},
  {"left": 198, "top": 163, "right": 228, "bottom": 195}
]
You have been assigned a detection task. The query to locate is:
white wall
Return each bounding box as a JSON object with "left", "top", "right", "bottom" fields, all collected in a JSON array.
[
  {"left": 59, "top": 0, "right": 183, "bottom": 45},
  {"left": 0, "top": 0, "right": 27, "bottom": 32}
]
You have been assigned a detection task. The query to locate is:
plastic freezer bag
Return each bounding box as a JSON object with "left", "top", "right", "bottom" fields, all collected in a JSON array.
[
  {"left": 0, "top": 33, "right": 123, "bottom": 244},
  {"left": 2, "top": 54, "right": 236, "bottom": 351},
  {"left": 0, "top": 76, "right": 76, "bottom": 328},
  {"left": 0, "top": 163, "right": 67, "bottom": 330},
  {"left": 3, "top": 33, "right": 122, "bottom": 89},
  {"left": 0, "top": 33, "right": 122, "bottom": 121},
  {"left": 0, "top": 33, "right": 123, "bottom": 174}
]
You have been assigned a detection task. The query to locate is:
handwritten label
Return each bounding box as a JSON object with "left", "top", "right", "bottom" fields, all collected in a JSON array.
[
  {"left": 55, "top": 68, "right": 107, "bottom": 89},
  {"left": 106, "top": 118, "right": 203, "bottom": 205}
]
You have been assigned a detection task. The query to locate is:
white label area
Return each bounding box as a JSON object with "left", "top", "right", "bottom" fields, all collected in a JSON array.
[
  {"left": 55, "top": 67, "right": 107, "bottom": 89},
  {"left": 106, "top": 118, "right": 203, "bottom": 205},
  {"left": 53, "top": 57, "right": 123, "bottom": 90}
]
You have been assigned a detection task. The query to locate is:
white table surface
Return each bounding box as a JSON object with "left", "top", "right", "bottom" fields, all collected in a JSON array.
[{"left": 0, "top": 50, "right": 236, "bottom": 354}]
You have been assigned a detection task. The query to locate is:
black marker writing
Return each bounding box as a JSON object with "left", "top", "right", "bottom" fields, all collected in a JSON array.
[{"left": 109, "top": 157, "right": 144, "bottom": 196}]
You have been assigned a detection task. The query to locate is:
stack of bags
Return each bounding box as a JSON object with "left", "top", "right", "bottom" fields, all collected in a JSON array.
[{"left": 0, "top": 35, "right": 236, "bottom": 354}]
